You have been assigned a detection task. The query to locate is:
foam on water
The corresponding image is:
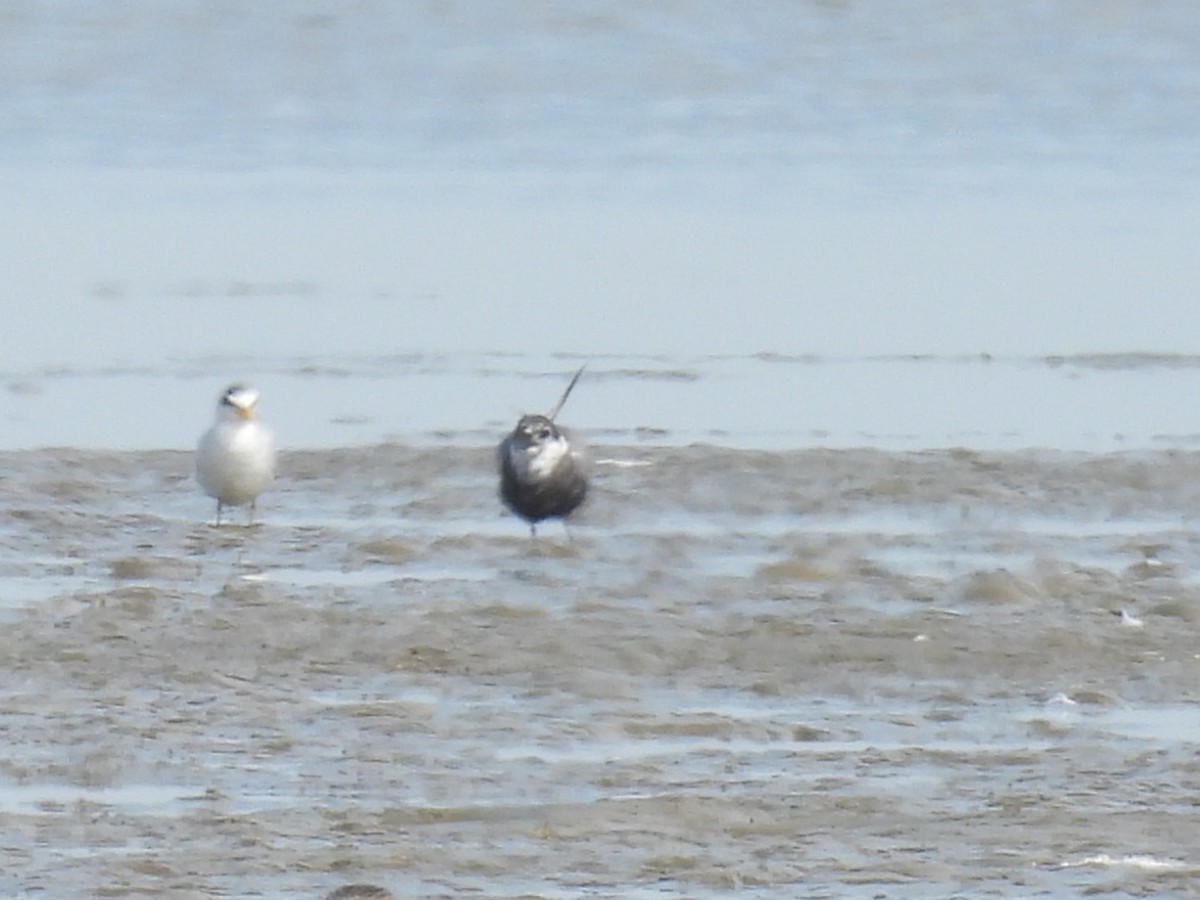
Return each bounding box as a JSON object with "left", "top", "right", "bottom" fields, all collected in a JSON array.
[
  {"left": 1060, "top": 854, "right": 1198, "bottom": 873},
  {"left": 0, "top": 781, "right": 200, "bottom": 814}
]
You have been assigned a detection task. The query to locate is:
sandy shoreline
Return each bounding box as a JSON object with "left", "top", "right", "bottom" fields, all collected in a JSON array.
[{"left": 2, "top": 445, "right": 1199, "bottom": 896}]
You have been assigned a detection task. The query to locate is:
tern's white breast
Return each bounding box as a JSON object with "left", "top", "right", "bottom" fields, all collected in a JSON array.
[
  {"left": 196, "top": 419, "right": 276, "bottom": 505},
  {"left": 510, "top": 435, "right": 570, "bottom": 480}
]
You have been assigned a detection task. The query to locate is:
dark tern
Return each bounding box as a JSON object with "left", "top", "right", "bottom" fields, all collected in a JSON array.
[{"left": 498, "top": 366, "right": 589, "bottom": 537}]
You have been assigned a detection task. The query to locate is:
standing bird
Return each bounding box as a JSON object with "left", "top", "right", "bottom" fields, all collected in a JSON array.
[
  {"left": 195, "top": 383, "right": 276, "bottom": 525},
  {"left": 498, "top": 366, "right": 589, "bottom": 537}
]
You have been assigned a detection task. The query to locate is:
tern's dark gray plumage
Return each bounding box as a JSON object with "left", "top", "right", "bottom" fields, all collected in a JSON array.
[{"left": 498, "top": 366, "right": 589, "bottom": 537}]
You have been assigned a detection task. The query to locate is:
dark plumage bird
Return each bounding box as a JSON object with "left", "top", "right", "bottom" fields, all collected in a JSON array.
[{"left": 498, "top": 366, "right": 589, "bottom": 537}]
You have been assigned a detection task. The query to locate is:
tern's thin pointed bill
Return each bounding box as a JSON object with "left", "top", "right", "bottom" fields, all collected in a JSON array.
[
  {"left": 221, "top": 384, "right": 261, "bottom": 420},
  {"left": 547, "top": 364, "right": 586, "bottom": 422}
]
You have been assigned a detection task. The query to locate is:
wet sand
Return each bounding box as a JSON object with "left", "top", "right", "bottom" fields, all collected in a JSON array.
[{"left": 3, "top": 444, "right": 1200, "bottom": 897}]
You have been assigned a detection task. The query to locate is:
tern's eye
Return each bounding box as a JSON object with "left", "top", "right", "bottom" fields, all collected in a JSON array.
[{"left": 536, "top": 427, "right": 552, "bottom": 440}]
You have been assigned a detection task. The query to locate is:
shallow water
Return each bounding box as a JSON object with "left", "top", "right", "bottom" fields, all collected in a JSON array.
[
  {"left": 4, "top": 445, "right": 1200, "bottom": 898},
  {"left": 10, "top": 347, "right": 1200, "bottom": 454}
]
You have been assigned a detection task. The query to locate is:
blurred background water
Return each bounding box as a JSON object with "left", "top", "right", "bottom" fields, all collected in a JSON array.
[
  {"left": 3, "top": 0, "right": 1199, "bottom": 449},
  {"left": 4, "top": 1, "right": 1197, "bottom": 186}
]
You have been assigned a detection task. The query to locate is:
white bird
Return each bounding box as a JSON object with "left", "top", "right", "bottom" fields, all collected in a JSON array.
[{"left": 195, "top": 384, "right": 276, "bottom": 525}]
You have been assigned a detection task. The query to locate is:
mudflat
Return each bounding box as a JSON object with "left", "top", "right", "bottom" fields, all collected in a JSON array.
[{"left": 2, "top": 445, "right": 1199, "bottom": 897}]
